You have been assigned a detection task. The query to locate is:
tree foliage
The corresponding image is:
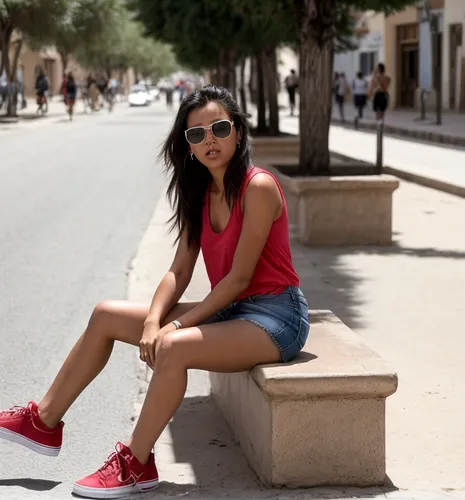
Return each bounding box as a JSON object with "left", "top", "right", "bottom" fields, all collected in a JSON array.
[
  {"left": 51, "top": 0, "right": 118, "bottom": 70},
  {"left": 75, "top": 5, "right": 177, "bottom": 79},
  {"left": 132, "top": 0, "right": 416, "bottom": 170}
]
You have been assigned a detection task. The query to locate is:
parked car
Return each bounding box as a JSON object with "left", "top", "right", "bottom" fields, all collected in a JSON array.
[{"left": 128, "top": 84, "right": 151, "bottom": 107}]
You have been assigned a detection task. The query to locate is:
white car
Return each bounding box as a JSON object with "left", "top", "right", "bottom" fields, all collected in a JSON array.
[
  {"left": 149, "top": 87, "right": 160, "bottom": 101},
  {"left": 128, "top": 85, "right": 151, "bottom": 107}
]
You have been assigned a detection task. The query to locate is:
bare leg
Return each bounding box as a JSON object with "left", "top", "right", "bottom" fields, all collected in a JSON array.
[
  {"left": 38, "top": 300, "right": 199, "bottom": 428},
  {"left": 126, "top": 320, "right": 281, "bottom": 464}
]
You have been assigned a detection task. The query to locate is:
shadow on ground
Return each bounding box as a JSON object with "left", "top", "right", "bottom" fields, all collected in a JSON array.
[
  {"left": 143, "top": 394, "right": 395, "bottom": 500},
  {"left": 0, "top": 478, "right": 61, "bottom": 491},
  {"left": 290, "top": 223, "right": 465, "bottom": 333}
]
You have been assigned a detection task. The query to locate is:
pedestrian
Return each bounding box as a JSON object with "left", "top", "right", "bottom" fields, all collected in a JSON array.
[
  {"left": 336, "top": 72, "right": 349, "bottom": 122},
  {"left": 60, "top": 72, "right": 68, "bottom": 103},
  {"left": 284, "top": 69, "right": 299, "bottom": 116},
  {"left": 352, "top": 71, "right": 368, "bottom": 121},
  {"left": 165, "top": 82, "right": 174, "bottom": 109},
  {"left": 65, "top": 72, "right": 77, "bottom": 120},
  {"left": 368, "top": 62, "right": 391, "bottom": 122},
  {"left": 87, "top": 73, "right": 99, "bottom": 111},
  {"left": 0, "top": 85, "right": 310, "bottom": 500}
]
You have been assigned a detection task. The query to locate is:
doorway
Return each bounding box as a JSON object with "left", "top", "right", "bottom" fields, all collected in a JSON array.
[
  {"left": 399, "top": 43, "right": 419, "bottom": 108},
  {"left": 396, "top": 23, "right": 419, "bottom": 108}
]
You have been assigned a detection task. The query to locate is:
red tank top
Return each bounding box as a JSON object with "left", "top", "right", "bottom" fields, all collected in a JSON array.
[{"left": 200, "top": 166, "right": 300, "bottom": 300}]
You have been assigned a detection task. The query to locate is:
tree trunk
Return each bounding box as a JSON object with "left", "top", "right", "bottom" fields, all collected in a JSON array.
[
  {"left": 216, "top": 50, "right": 229, "bottom": 88},
  {"left": 296, "top": 0, "right": 334, "bottom": 175},
  {"left": 264, "top": 46, "right": 279, "bottom": 136},
  {"left": 6, "top": 38, "right": 23, "bottom": 117},
  {"left": 230, "top": 63, "right": 237, "bottom": 100},
  {"left": 226, "top": 49, "right": 237, "bottom": 97},
  {"left": 1, "top": 25, "right": 12, "bottom": 84},
  {"left": 249, "top": 57, "right": 257, "bottom": 105},
  {"left": 256, "top": 52, "right": 267, "bottom": 135},
  {"left": 239, "top": 58, "right": 247, "bottom": 115},
  {"left": 59, "top": 51, "right": 69, "bottom": 74}
]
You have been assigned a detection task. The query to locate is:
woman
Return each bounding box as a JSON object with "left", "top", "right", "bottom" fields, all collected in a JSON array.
[
  {"left": 0, "top": 85, "right": 309, "bottom": 499},
  {"left": 369, "top": 63, "right": 391, "bottom": 122},
  {"left": 352, "top": 71, "right": 368, "bottom": 120}
]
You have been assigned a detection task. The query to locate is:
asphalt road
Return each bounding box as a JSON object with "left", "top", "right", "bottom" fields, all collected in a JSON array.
[{"left": 0, "top": 101, "right": 174, "bottom": 498}]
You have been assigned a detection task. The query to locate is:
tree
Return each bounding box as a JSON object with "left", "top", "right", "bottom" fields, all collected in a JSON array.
[
  {"left": 129, "top": 0, "right": 293, "bottom": 135},
  {"left": 0, "top": 0, "right": 67, "bottom": 116},
  {"left": 292, "top": 0, "right": 418, "bottom": 175},
  {"left": 75, "top": 5, "right": 177, "bottom": 82},
  {"left": 73, "top": 5, "right": 128, "bottom": 77},
  {"left": 52, "top": 0, "right": 117, "bottom": 72},
  {"left": 227, "top": 0, "right": 418, "bottom": 174}
]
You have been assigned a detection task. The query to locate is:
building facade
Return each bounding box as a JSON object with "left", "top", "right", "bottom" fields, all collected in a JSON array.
[
  {"left": 333, "top": 11, "right": 385, "bottom": 83},
  {"left": 332, "top": 1, "right": 465, "bottom": 111},
  {"left": 442, "top": 0, "right": 465, "bottom": 111}
]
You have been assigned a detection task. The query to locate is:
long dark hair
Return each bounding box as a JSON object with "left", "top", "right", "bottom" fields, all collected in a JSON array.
[{"left": 160, "top": 85, "right": 252, "bottom": 247}]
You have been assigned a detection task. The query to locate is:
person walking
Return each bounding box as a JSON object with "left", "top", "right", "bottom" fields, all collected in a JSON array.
[
  {"left": 284, "top": 69, "right": 299, "bottom": 116},
  {"left": 65, "top": 72, "right": 77, "bottom": 120},
  {"left": 368, "top": 63, "right": 391, "bottom": 122},
  {"left": 336, "top": 72, "right": 349, "bottom": 122},
  {"left": 352, "top": 71, "right": 368, "bottom": 122},
  {"left": 0, "top": 85, "right": 310, "bottom": 500}
]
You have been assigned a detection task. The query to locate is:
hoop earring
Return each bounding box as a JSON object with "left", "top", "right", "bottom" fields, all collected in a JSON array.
[{"left": 190, "top": 152, "right": 194, "bottom": 160}]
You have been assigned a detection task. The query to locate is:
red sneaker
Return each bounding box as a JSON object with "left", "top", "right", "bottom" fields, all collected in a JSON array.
[
  {"left": 73, "top": 442, "right": 159, "bottom": 499},
  {"left": 0, "top": 401, "right": 63, "bottom": 456}
]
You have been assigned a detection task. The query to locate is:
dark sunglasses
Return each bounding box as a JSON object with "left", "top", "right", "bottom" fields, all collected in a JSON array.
[{"left": 184, "top": 119, "right": 234, "bottom": 145}]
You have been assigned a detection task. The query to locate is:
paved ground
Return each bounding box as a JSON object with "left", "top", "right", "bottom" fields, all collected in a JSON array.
[
  {"left": 0, "top": 100, "right": 175, "bottom": 498},
  {"left": 278, "top": 90, "right": 465, "bottom": 145},
  {"left": 330, "top": 104, "right": 465, "bottom": 141},
  {"left": 278, "top": 114, "right": 465, "bottom": 193}
]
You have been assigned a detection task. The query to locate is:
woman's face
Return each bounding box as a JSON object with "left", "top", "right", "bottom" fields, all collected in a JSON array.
[{"left": 186, "top": 101, "right": 239, "bottom": 169}]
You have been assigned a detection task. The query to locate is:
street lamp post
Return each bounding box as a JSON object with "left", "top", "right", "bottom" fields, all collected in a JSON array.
[
  {"left": 421, "top": 0, "right": 442, "bottom": 125},
  {"left": 431, "top": 13, "right": 442, "bottom": 125}
]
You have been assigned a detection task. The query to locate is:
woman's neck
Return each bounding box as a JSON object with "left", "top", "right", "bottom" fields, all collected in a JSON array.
[{"left": 209, "top": 166, "right": 227, "bottom": 193}]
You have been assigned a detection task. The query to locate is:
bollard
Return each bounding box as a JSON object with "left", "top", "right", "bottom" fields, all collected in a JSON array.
[{"left": 376, "top": 120, "right": 384, "bottom": 175}]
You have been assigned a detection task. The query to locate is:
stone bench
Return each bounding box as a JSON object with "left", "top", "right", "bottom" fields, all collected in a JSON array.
[{"left": 209, "top": 310, "right": 398, "bottom": 488}]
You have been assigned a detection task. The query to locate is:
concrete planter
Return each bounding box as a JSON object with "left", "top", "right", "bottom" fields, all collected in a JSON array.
[
  {"left": 251, "top": 136, "right": 299, "bottom": 161},
  {"left": 276, "top": 173, "right": 399, "bottom": 247}
]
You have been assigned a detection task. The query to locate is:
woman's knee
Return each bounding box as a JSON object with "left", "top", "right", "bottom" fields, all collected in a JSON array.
[
  {"left": 88, "top": 300, "right": 117, "bottom": 334},
  {"left": 155, "top": 333, "right": 185, "bottom": 372}
]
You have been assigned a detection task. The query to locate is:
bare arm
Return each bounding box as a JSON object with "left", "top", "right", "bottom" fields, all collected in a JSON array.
[
  {"left": 176, "top": 173, "right": 282, "bottom": 328},
  {"left": 144, "top": 229, "right": 200, "bottom": 327}
]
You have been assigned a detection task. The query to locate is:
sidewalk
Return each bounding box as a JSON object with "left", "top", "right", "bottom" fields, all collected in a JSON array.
[
  {"left": 278, "top": 113, "right": 465, "bottom": 197},
  {"left": 129, "top": 182, "right": 465, "bottom": 499},
  {"left": 277, "top": 90, "right": 465, "bottom": 147},
  {"left": 331, "top": 106, "right": 465, "bottom": 148},
  {"left": 0, "top": 95, "right": 121, "bottom": 130}
]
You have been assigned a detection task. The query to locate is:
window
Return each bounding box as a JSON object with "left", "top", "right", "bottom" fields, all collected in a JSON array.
[{"left": 359, "top": 51, "right": 378, "bottom": 77}]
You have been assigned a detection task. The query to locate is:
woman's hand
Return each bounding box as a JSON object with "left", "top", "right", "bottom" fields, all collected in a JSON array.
[
  {"left": 140, "top": 321, "right": 178, "bottom": 369},
  {"left": 140, "top": 321, "right": 160, "bottom": 368}
]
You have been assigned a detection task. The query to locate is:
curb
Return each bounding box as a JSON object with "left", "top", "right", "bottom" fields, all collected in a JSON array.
[
  {"left": 331, "top": 118, "right": 465, "bottom": 148},
  {"left": 383, "top": 166, "right": 465, "bottom": 199},
  {"left": 330, "top": 149, "right": 465, "bottom": 199}
]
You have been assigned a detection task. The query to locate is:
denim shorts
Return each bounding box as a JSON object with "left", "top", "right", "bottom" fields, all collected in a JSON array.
[{"left": 205, "top": 286, "right": 310, "bottom": 362}]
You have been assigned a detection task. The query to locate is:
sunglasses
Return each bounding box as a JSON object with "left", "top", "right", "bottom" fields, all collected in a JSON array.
[{"left": 184, "top": 119, "right": 234, "bottom": 145}]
